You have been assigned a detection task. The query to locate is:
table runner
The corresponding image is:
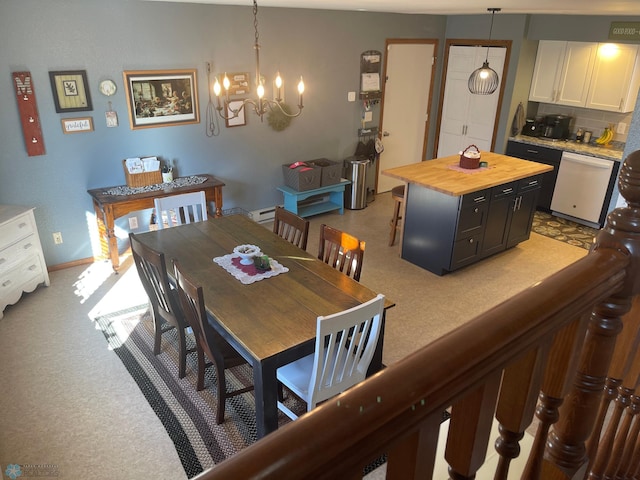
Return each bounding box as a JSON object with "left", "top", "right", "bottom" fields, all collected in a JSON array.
[{"left": 103, "top": 175, "right": 207, "bottom": 196}]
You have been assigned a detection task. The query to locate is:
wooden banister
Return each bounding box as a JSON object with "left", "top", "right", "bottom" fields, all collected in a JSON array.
[{"left": 194, "top": 151, "right": 640, "bottom": 480}]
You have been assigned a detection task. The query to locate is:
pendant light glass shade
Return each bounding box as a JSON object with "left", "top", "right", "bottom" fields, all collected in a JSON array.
[
  {"left": 468, "top": 60, "right": 499, "bottom": 95},
  {"left": 468, "top": 7, "right": 501, "bottom": 95}
]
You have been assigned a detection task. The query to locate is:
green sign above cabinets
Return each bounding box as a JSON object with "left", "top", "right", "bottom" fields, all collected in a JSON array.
[{"left": 609, "top": 22, "right": 640, "bottom": 41}]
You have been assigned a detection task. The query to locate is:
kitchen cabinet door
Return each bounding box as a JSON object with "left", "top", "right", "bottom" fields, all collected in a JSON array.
[
  {"left": 529, "top": 41, "right": 597, "bottom": 107},
  {"left": 529, "top": 41, "right": 565, "bottom": 103},
  {"left": 507, "top": 180, "right": 540, "bottom": 248},
  {"left": 586, "top": 43, "right": 640, "bottom": 112},
  {"left": 482, "top": 182, "right": 517, "bottom": 257},
  {"left": 437, "top": 46, "right": 506, "bottom": 158}
]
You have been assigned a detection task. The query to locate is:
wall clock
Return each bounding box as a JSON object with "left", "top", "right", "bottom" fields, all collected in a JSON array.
[{"left": 99, "top": 79, "right": 117, "bottom": 96}]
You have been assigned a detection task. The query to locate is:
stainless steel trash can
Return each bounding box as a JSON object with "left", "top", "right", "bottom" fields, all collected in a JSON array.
[{"left": 344, "top": 156, "right": 370, "bottom": 210}]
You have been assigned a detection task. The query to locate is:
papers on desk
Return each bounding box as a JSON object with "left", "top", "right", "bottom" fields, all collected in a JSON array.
[{"left": 125, "top": 156, "right": 160, "bottom": 174}]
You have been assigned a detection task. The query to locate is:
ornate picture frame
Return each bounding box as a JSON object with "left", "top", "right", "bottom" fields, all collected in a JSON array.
[
  {"left": 49, "top": 70, "right": 93, "bottom": 113},
  {"left": 123, "top": 69, "right": 199, "bottom": 130}
]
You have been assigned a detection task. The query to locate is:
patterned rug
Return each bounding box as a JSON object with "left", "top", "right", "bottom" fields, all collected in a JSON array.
[
  {"left": 93, "top": 305, "right": 292, "bottom": 478},
  {"left": 93, "top": 305, "right": 401, "bottom": 477},
  {"left": 531, "top": 211, "right": 599, "bottom": 251}
]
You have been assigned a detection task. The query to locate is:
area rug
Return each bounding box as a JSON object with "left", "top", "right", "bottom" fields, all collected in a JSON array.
[
  {"left": 93, "top": 305, "right": 403, "bottom": 478},
  {"left": 531, "top": 211, "right": 599, "bottom": 250},
  {"left": 93, "top": 304, "right": 284, "bottom": 478}
]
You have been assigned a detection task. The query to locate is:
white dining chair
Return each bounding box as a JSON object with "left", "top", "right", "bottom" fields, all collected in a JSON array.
[
  {"left": 276, "top": 293, "right": 385, "bottom": 420},
  {"left": 153, "top": 191, "right": 208, "bottom": 229}
]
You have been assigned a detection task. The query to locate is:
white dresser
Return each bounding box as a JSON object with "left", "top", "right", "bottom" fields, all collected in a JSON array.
[{"left": 0, "top": 205, "right": 50, "bottom": 319}]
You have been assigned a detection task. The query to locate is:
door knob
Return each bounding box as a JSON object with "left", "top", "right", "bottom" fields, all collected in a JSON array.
[{"left": 383, "top": 131, "right": 390, "bottom": 137}]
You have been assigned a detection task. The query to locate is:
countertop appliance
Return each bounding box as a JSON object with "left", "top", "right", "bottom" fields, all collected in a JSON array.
[
  {"left": 550, "top": 151, "right": 615, "bottom": 227},
  {"left": 542, "top": 114, "right": 572, "bottom": 140},
  {"left": 521, "top": 118, "right": 543, "bottom": 137}
]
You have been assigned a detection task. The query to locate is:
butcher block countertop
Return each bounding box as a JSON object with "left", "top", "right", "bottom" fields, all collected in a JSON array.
[{"left": 382, "top": 152, "right": 553, "bottom": 196}]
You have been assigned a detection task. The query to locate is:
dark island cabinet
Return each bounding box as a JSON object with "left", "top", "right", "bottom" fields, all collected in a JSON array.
[
  {"left": 506, "top": 141, "right": 561, "bottom": 211},
  {"left": 402, "top": 175, "right": 541, "bottom": 276}
]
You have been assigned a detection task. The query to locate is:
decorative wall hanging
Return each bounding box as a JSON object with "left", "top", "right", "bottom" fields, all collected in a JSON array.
[
  {"left": 225, "top": 99, "right": 246, "bottom": 127},
  {"left": 61, "top": 117, "right": 94, "bottom": 134},
  {"left": 49, "top": 70, "right": 93, "bottom": 113},
  {"left": 12, "top": 71, "right": 45, "bottom": 156},
  {"left": 123, "top": 69, "right": 199, "bottom": 129}
]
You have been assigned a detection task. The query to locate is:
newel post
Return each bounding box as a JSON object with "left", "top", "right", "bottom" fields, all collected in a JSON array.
[{"left": 542, "top": 150, "right": 640, "bottom": 479}]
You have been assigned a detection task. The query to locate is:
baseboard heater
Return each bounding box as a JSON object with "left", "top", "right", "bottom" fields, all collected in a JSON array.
[{"left": 249, "top": 206, "right": 279, "bottom": 224}]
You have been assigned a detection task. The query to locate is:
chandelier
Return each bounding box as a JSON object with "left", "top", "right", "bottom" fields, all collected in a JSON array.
[
  {"left": 468, "top": 8, "right": 501, "bottom": 95},
  {"left": 213, "top": 0, "right": 304, "bottom": 121}
]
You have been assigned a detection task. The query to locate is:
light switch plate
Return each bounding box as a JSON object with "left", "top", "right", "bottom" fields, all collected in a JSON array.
[{"left": 347, "top": 91, "right": 356, "bottom": 102}]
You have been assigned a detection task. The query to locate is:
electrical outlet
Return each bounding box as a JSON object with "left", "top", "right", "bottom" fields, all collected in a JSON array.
[
  {"left": 129, "top": 216, "right": 138, "bottom": 229},
  {"left": 53, "top": 232, "right": 63, "bottom": 244},
  {"left": 617, "top": 122, "right": 627, "bottom": 134}
]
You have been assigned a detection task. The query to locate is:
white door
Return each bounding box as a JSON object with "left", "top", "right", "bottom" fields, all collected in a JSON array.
[
  {"left": 437, "top": 45, "right": 506, "bottom": 158},
  {"left": 377, "top": 41, "right": 435, "bottom": 193}
]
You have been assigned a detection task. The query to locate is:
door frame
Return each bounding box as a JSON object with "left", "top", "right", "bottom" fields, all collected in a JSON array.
[
  {"left": 433, "top": 38, "right": 512, "bottom": 158},
  {"left": 376, "top": 38, "right": 438, "bottom": 193}
]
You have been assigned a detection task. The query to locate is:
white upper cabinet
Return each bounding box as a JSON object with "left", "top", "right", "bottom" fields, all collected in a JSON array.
[
  {"left": 586, "top": 43, "right": 640, "bottom": 112},
  {"left": 529, "top": 41, "right": 597, "bottom": 107},
  {"left": 530, "top": 40, "right": 640, "bottom": 112}
]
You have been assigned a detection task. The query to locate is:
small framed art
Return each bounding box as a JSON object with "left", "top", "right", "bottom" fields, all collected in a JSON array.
[
  {"left": 49, "top": 70, "right": 93, "bottom": 113},
  {"left": 225, "top": 99, "right": 246, "bottom": 128}
]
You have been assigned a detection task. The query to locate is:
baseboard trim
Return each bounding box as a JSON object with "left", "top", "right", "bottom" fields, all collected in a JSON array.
[{"left": 47, "top": 257, "right": 95, "bottom": 272}]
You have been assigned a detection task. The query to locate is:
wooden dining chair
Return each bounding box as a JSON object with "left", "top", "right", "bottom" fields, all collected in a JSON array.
[
  {"left": 273, "top": 206, "right": 310, "bottom": 250},
  {"left": 153, "top": 191, "right": 208, "bottom": 229},
  {"left": 317, "top": 224, "right": 366, "bottom": 282},
  {"left": 129, "top": 233, "right": 194, "bottom": 378},
  {"left": 173, "top": 259, "right": 254, "bottom": 424},
  {"left": 276, "top": 294, "right": 385, "bottom": 420}
]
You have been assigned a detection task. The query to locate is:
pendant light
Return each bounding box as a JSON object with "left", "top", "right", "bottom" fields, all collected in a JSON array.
[{"left": 468, "top": 8, "right": 501, "bottom": 95}]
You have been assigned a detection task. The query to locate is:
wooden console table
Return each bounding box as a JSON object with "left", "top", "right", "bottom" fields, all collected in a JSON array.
[{"left": 87, "top": 174, "right": 225, "bottom": 271}]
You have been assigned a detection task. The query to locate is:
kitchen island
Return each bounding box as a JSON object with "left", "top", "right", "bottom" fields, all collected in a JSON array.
[{"left": 382, "top": 152, "right": 553, "bottom": 275}]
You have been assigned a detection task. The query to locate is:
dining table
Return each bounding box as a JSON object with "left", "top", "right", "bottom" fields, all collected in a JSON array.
[{"left": 134, "top": 214, "right": 394, "bottom": 438}]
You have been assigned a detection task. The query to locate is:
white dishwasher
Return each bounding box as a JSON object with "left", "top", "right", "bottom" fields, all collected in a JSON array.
[{"left": 550, "top": 151, "right": 614, "bottom": 226}]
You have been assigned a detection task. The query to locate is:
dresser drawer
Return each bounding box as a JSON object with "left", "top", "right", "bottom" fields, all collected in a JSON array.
[
  {"left": 0, "top": 234, "right": 39, "bottom": 275},
  {"left": 0, "top": 212, "right": 35, "bottom": 251},
  {"left": 0, "top": 255, "right": 46, "bottom": 297}
]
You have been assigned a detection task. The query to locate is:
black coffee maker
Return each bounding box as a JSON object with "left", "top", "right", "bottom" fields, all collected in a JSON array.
[
  {"left": 521, "top": 117, "right": 544, "bottom": 137},
  {"left": 542, "top": 114, "right": 572, "bottom": 140}
]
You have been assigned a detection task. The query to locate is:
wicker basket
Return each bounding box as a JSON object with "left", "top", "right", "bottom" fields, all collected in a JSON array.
[
  {"left": 459, "top": 145, "right": 481, "bottom": 169},
  {"left": 122, "top": 160, "right": 162, "bottom": 187}
]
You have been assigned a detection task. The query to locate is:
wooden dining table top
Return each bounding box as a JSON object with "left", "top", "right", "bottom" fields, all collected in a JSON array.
[{"left": 135, "top": 214, "right": 394, "bottom": 363}]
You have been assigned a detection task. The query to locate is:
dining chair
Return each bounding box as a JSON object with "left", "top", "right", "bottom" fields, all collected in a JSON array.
[
  {"left": 273, "top": 206, "right": 310, "bottom": 250},
  {"left": 317, "top": 224, "right": 366, "bottom": 282},
  {"left": 129, "top": 233, "right": 195, "bottom": 378},
  {"left": 153, "top": 191, "right": 208, "bottom": 229},
  {"left": 276, "top": 293, "right": 385, "bottom": 420},
  {"left": 173, "top": 259, "right": 254, "bottom": 424}
]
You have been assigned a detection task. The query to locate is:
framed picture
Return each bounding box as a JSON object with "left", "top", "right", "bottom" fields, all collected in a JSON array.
[
  {"left": 61, "top": 117, "right": 94, "bottom": 134},
  {"left": 49, "top": 70, "right": 93, "bottom": 113},
  {"left": 225, "top": 99, "right": 246, "bottom": 128},
  {"left": 123, "top": 69, "right": 199, "bottom": 130}
]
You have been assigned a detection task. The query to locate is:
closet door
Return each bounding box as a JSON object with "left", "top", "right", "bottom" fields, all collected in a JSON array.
[{"left": 437, "top": 45, "right": 506, "bottom": 158}]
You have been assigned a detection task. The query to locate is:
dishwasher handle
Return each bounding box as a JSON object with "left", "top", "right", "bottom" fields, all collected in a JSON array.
[{"left": 561, "top": 152, "right": 614, "bottom": 169}]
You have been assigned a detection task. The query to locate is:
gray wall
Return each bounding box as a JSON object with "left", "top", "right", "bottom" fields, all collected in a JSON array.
[
  {"left": 2, "top": 0, "right": 639, "bottom": 267},
  {"left": 0, "top": 0, "right": 444, "bottom": 266}
]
